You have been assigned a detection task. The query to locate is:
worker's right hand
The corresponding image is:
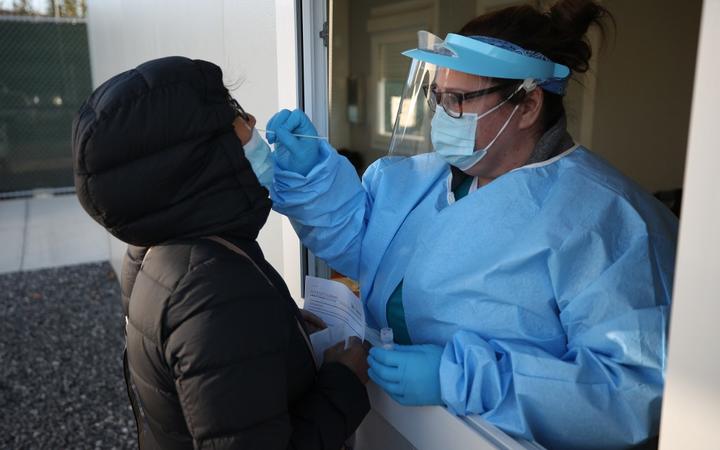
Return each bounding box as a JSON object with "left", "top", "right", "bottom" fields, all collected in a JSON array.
[
  {"left": 323, "top": 336, "right": 370, "bottom": 384},
  {"left": 266, "top": 109, "right": 321, "bottom": 176}
]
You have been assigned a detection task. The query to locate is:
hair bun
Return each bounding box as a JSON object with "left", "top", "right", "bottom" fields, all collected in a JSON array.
[{"left": 548, "top": 0, "right": 611, "bottom": 45}]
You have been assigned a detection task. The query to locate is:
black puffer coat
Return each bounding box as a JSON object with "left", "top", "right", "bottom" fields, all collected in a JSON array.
[{"left": 72, "top": 56, "right": 369, "bottom": 449}]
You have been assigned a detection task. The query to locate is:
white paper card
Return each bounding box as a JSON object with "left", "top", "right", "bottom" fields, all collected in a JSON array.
[
  {"left": 304, "top": 276, "right": 384, "bottom": 364},
  {"left": 304, "top": 276, "right": 366, "bottom": 340}
]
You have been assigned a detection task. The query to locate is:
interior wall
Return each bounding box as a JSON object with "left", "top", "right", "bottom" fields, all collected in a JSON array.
[
  {"left": 86, "top": 0, "right": 290, "bottom": 283},
  {"left": 342, "top": 0, "right": 478, "bottom": 169},
  {"left": 591, "top": 0, "right": 701, "bottom": 193},
  {"left": 346, "top": 0, "right": 403, "bottom": 164},
  {"left": 330, "top": 0, "right": 351, "bottom": 150}
]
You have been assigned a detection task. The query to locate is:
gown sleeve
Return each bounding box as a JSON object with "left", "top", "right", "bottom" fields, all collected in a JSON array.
[
  {"left": 270, "top": 140, "right": 383, "bottom": 280},
  {"left": 439, "top": 225, "right": 676, "bottom": 449}
]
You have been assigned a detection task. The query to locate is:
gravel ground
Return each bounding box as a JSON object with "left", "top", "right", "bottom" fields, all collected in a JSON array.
[{"left": 0, "top": 263, "right": 137, "bottom": 449}]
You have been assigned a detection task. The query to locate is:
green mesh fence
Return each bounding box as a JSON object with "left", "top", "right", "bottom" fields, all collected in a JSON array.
[{"left": 0, "top": 16, "right": 91, "bottom": 193}]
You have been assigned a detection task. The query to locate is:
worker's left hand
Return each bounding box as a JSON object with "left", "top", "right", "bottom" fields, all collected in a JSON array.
[{"left": 368, "top": 344, "right": 444, "bottom": 406}]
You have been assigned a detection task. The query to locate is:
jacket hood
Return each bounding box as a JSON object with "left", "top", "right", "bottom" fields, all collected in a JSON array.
[{"left": 72, "top": 56, "right": 270, "bottom": 246}]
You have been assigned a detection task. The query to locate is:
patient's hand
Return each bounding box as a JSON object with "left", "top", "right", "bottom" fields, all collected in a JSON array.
[
  {"left": 324, "top": 337, "right": 370, "bottom": 384},
  {"left": 300, "top": 309, "right": 327, "bottom": 334}
]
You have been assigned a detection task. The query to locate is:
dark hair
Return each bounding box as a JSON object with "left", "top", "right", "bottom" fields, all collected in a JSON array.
[{"left": 459, "top": 0, "right": 613, "bottom": 132}]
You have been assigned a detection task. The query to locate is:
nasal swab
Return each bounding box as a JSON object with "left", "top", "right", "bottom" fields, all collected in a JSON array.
[{"left": 255, "top": 127, "right": 328, "bottom": 140}]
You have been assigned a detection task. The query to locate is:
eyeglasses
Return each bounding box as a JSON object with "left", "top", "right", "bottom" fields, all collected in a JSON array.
[
  {"left": 422, "top": 81, "right": 517, "bottom": 118},
  {"left": 228, "top": 96, "right": 250, "bottom": 122}
]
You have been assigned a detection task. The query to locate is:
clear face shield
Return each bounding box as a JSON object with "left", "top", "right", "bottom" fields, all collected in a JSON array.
[
  {"left": 387, "top": 31, "right": 446, "bottom": 158},
  {"left": 387, "top": 31, "right": 570, "bottom": 159},
  {"left": 389, "top": 31, "right": 494, "bottom": 156}
]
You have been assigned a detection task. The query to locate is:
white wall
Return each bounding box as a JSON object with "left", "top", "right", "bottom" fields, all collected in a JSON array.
[
  {"left": 659, "top": 1, "right": 720, "bottom": 448},
  {"left": 87, "top": 0, "right": 302, "bottom": 299}
]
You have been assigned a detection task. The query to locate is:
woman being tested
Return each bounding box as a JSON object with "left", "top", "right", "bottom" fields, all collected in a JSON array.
[
  {"left": 72, "top": 56, "right": 369, "bottom": 449},
  {"left": 264, "top": 1, "right": 677, "bottom": 448}
]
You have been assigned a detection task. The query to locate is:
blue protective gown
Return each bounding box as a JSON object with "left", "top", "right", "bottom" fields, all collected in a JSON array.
[{"left": 271, "top": 142, "right": 677, "bottom": 449}]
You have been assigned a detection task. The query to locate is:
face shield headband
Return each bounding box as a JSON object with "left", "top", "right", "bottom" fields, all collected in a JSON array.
[
  {"left": 467, "top": 36, "right": 569, "bottom": 95},
  {"left": 402, "top": 31, "right": 570, "bottom": 94}
]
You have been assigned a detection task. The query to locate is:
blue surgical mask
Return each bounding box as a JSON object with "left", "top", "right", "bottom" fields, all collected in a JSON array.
[
  {"left": 243, "top": 128, "right": 273, "bottom": 190},
  {"left": 431, "top": 88, "right": 522, "bottom": 171}
]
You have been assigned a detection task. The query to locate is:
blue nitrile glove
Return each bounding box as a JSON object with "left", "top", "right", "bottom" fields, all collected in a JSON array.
[
  {"left": 368, "top": 344, "right": 444, "bottom": 406},
  {"left": 265, "top": 109, "right": 321, "bottom": 176}
]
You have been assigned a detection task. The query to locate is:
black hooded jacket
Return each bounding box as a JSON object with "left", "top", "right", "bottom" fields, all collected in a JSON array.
[{"left": 72, "top": 56, "right": 369, "bottom": 449}]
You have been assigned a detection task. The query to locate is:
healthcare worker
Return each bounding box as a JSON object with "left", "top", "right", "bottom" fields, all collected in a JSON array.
[{"left": 265, "top": 1, "right": 677, "bottom": 448}]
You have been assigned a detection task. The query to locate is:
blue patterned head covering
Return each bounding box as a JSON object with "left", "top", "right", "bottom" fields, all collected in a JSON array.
[{"left": 470, "top": 36, "right": 569, "bottom": 95}]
